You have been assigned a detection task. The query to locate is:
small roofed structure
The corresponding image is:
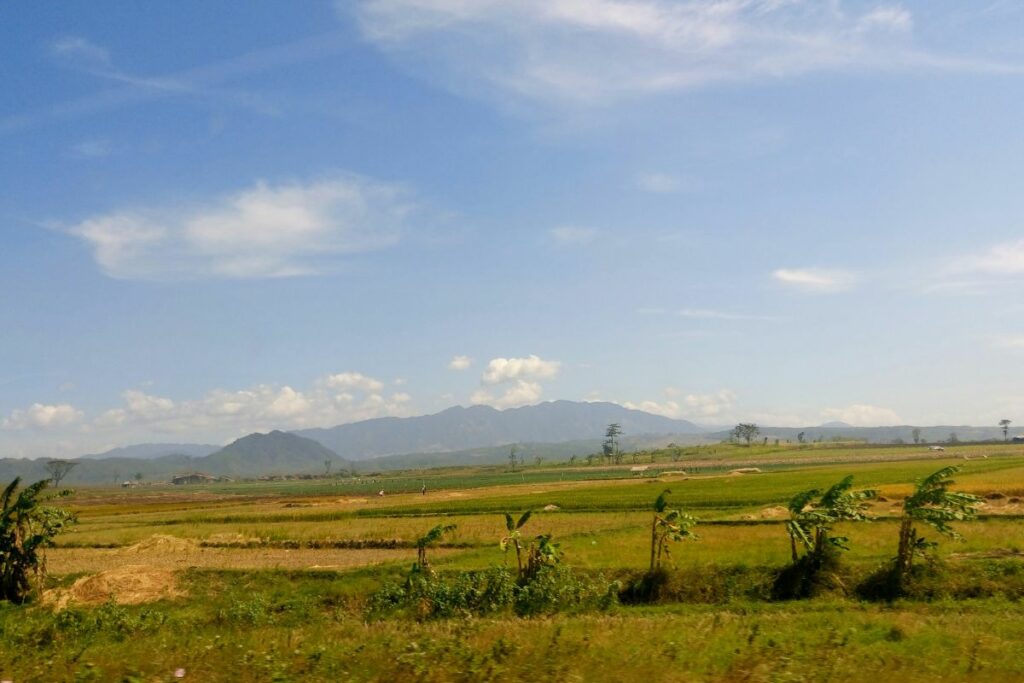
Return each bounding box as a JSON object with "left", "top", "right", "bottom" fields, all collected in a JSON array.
[
  {"left": 1012, "top": 435, "right": 1024, "bottom": 444},
  {"left": 171, "top": 472, "right": 217, "bottom": 485}
]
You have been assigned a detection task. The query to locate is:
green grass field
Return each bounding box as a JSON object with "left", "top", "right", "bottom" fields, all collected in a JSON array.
[{"left": 4, "top": 441, "right": 1024, "bottom": 681}]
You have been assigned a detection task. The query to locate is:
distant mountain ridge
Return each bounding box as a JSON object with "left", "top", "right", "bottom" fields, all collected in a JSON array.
[
  {"left": 294, "top": 400, "right": 701, "bottom": 460},
  {"left": 1, "top": 400, "right": 1015, "bottom": 484},
  {"left": 0, "top": 431, "right": 347, "bottom": 484},
  {"left": 80, "top": 443, "right": 219, "bottom": 460},
  {"left": 202, "top": 430, "right": 348, "bottom": 476},
  {"left": 708, "top": 424, "right": 1010, "bottom": 443}
]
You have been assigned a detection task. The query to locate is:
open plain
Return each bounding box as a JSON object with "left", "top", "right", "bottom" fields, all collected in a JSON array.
[{"left": 4, "top": 442, "right": 1024, "bottom": 681}]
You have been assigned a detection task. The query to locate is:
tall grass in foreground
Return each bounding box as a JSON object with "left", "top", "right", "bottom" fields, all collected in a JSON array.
[{"left": 4, "top": 569, "right": 1024, "bottom": 682}]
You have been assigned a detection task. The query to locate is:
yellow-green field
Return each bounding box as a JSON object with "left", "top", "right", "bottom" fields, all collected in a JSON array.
[
  {"left": 47, "top": 444, "right": 1024, "bottom": 573},
  {"left": 4, "top": 441, "right": 1024, "bottom": 681}
]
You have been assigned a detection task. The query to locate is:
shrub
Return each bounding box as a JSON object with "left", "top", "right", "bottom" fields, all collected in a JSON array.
[
  {"left": 1, "top": 478, "right": 76, "bottom": 603},
  {"left": 366, "top": 565, "right": 614, "bottom": 620},
  {"left": 772, "top": 546, "right": 850, "bottom": 600},
  {"left": 618, "top": 565, "right": 775, "bottom": 604},
  {"left": 774, "top": 475, "right": 874, "bottom": 600}
]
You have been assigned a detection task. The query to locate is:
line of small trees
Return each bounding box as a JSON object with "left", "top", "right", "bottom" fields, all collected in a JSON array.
[
  {"left": 408, "top": 463, "right": 979, "bottom": 609},
  {"left": 774, "top": 465, "right": 979, "bottom": 598}
]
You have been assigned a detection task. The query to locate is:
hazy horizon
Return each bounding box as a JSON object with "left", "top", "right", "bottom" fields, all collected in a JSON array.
[
  {"left": 2, "top": 397, "right": 1016, "bottom": 461},
  {"left": 5, "top": 2, "right": 1024, "bottom": 458}
]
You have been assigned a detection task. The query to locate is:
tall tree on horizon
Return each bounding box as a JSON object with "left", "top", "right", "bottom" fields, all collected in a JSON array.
[
  {"left": 43, "top": 460, "right": 77, "bottom": 487},
  {"left": 1000, "top": 419, "right": 1012, "bottom": 442},
  {"left": 603, "top": 423, "right": 623, "bottom": 464},
  {"left": 732, "top": 423, "right": 760, "bottom": 446}
]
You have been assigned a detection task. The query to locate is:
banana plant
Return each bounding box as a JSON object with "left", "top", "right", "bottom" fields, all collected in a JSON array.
[
  {"left": 1, "top": 478, "right": 75, "bottom": 603},
  {"left": 524, "top": 533, "right": 562, "bottom": 580},
  {"left": 785, "top": 475, "right": 876, "bottom": 564},
  {"left": 413, "top": 523, "right": 457, "bottom": 575},
  {"left": 649, "top": 489, "right": 697, "bottom": 572},
  {"left": 500, "top": 510, "right": 533, "bottom": 578},
  {"left": 895, "top": 466, "right": 979, "bottom": 582}
]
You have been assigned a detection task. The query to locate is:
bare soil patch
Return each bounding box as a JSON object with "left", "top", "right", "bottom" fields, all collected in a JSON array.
[{"left": 45, "top": 546, "right": 452, "bottom": 574}]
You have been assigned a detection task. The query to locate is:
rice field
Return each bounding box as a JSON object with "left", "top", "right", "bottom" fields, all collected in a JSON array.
[
  {"left": 41, "top": 444, "right": 1024, "bottom": 575},
  {"left": 6, "top": 442, "right": 1024, "bottom": 682}
]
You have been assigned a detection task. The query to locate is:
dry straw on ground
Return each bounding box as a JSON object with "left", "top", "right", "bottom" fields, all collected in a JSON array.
[
  {"left": 122, "top": 534, "right": 199, "bottom": 554},
  {"left": 45, "top": 564, "right": 183, "bottom": 609}
]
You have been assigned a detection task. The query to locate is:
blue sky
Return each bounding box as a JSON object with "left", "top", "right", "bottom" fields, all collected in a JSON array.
[{"left": 4, "top": 1, "right": 1024, "bottom": 457}]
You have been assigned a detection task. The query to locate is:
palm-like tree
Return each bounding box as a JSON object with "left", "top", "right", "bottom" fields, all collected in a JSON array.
[
  {"left": 1, "top": 478, "right": 75, "bottom": 603},
  {"left": 785, "top": 476, "right": 876, "bottom": 564},
  {"left": 524, "top": 534, "right": 562, "bottom": 580},
  {"left": 999, "top": 419, "right": 1012, "bottom": 442},
  {"left": 413, "top": 523, "right": 456, "bottom": 575},
  {"left": 895, "top": 466, "right": 979, "bottom": 583},
  {"left": 500, "top": 511, "right": 533, "bottom": 578},
  {"left": 649, "top": 490, "right": 697, "bottom": 572}
]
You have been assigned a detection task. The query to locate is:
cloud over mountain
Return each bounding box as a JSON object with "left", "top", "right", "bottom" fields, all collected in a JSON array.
[{"left": 472, "top": 354, "right": 562, "bottom": 408}]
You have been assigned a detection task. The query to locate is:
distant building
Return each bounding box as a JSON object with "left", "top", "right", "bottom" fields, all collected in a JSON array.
[
  {"left": 1012, "top": 435, "right": 1024, "bottom": 444},
  {"left": 171, "top": 473, "right": 217, "bottom": 485}
]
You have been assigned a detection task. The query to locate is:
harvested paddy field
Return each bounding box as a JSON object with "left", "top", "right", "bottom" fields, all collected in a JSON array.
[
  {"left": 7, "top": 442, "right": 1024, "bottom": 682},
  {"left": 46, "top": 543, "right": 449, "bottom": 574}
]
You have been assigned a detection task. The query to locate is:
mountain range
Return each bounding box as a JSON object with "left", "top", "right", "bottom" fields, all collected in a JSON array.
[
  {"left": 80, "top": 443, "right": 219, "bottom": 460},
  {"left": 0, "top": 431, "right": 345, "bottom": 484},
  {"left": 0, "top": 400, "right": 1017, "bottom": 484},
  {"left": 294, "top": 400, "right": 700, "bottom": 459}
]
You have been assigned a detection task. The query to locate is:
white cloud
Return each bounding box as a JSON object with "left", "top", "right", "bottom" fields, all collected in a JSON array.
[
  {"left": 550, "top": 225, "right": 598, "bottom": 245},
  {"left": 481, "top": 354, "right": 561, "bottom": 384},
  {"left": 857, "top": 7, "right": 913, "bottom": 33},
  {"left": 919, "top": 279, "right": 999, "bottom": 296},
  {"left": 350, "top": 1, "right": 1017, "bottom": 106},
  {"left": 821, "top": 404, "right": 903, "bottom": 426},
  {"left": 321, "top": 372, "right": 385, "bottom": 393},
  {"left": 471, "top": 380, "right": 544, "bottom": 409},
  {"left": 70, "top": 139, "right": 112, "bottom": 158},
  {"left": 646, "top": 307, "right": 784, "bottom": 322},
  {"left": 2, "top": 403, "right": 84, "bottom": 430},
  {"left": 635, "top": 172, "right": 688, "bottom": 194},
  {"left": 772, "top": 268, "right": 856, "bottom": 293},
  {"left": 51, "top": 36, "right": 112, "bottom": 69},
  {"left": 991, "top": 335, "right": 1024, "bottom": 350},
  {"left": 448, "top": 355, "right": 473, "bottom": 370},
  {"left": 956, "top": 238, "right": 1024, "bottom": 276},
  {"left": 924, "top": 238, "right": 1024, "bottom": 295},
  {"left": 69, "top": 175, "right": 417, "bottom": 280},
  {"left": 471, "top": 354, "right": 561, "bottom": 408},
  {"left": 625, "top": 388, "right": 736, "bottom": 421},
  {"left": 91, "top": 371, "right": 411, "bottom": 438}
]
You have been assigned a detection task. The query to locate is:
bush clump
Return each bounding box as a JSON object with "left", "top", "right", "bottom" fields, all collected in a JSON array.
[
  {"left": 771, "top": 547, "right": 852, "bottom": 600},
  {"left": 366, "top": 565, "right": 615, "bottom": 620},
  {"left": 617, "top": 564, "right": 775, "bottom": 604}
]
